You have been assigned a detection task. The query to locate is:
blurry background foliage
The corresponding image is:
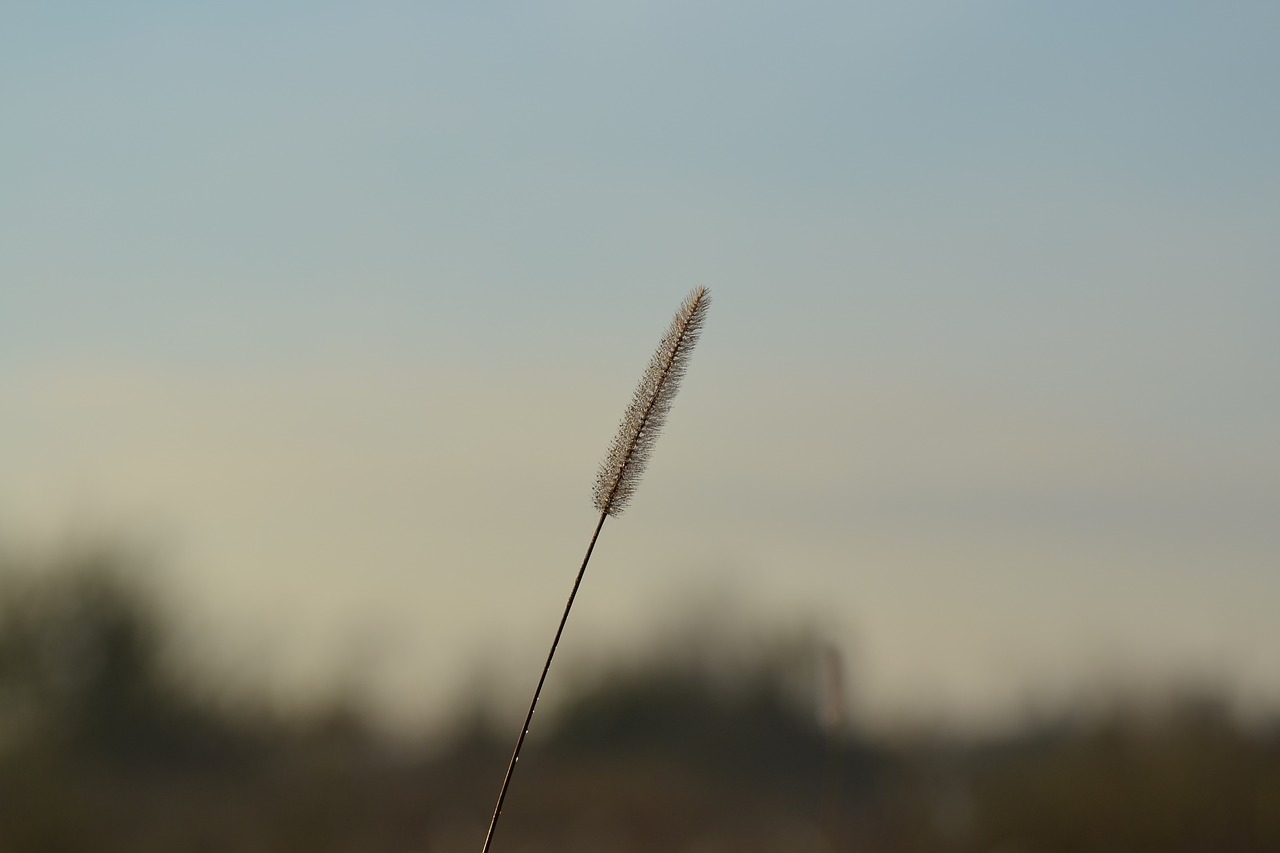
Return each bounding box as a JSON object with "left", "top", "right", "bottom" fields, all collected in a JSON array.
[{"left": 0, "top": 546, "right": 1277, "bottom": 852}]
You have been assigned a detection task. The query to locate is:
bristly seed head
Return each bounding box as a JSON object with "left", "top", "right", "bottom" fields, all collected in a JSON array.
[{"left": 593, "top": 287, "right": 710, "bottom": 517}]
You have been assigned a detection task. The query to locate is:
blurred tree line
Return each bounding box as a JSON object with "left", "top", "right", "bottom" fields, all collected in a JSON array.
[{"left": 1, "top": 545, "right": 1277, "bottom": 852}]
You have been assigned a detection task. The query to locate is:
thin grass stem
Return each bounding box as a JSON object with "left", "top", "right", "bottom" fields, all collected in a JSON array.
[{"left": 480, "top": 510, "right": 608, "bottom": 853}]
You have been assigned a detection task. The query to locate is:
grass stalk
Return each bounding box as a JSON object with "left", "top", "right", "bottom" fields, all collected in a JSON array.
[{"left": 480, "top": 287, "right": 710, "bottom": 852}]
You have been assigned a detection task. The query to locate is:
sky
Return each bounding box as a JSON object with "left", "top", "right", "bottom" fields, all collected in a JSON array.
[{"left": 3, "top": 3, "right": 1278, "bottom": 733}]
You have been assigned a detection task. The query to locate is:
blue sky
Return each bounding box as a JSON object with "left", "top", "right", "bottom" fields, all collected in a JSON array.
[{"left": 3, "top": 3, "right": 1278, "bottom": 731}]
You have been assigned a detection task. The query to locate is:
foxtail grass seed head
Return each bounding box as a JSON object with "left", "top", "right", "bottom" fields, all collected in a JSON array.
[
  {"left": 593, "top": 287, "right": 710, "bottom": 517},
  {"left": 482, "top": 288, "right": 710, "bottom": 853}
]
